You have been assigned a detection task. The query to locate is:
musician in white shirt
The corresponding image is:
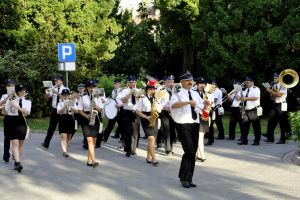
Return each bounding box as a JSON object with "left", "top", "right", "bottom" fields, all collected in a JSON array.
[
  {"left": 4, "top": 84, "right": 31, "bottom": 173},
  {"left": 78, "top": 80, "right": 103, "bottom": 168},
  {"left": 0, "top": 79, "right": 15, "bottom": 162},
  {"left": 237, "top": 77, "right": 261, "bottom": 145},
  {"left": 57, "top": 89, "right": 78, "bottom": 157},
  {"left": 42, "top": 76, "right": 67, "bottom": 149},
  {"left": 135, "top": 80, "right": 163, "bottom": 166},
  {"left": 170, "top": 71, "right": 205, "bottom": 188},
  {"left": 264, "top": 73, "right": 290, "bottom": 144},
  {"left": 227, "top": 80, "right": 243, "bottom": 140},
  {"left": 117, "top": 75, "right": 140, "bottom": 157}
]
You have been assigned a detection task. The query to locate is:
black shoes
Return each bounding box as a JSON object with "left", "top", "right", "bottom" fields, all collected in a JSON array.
[
  {"left": 111, "top": 135, "right": 120, "bottom": 139},
  {"left": 196, "top": 157, "right": 206, "bottom": 162},
  {"left": 126, "top": 152, "right": 131, "bottom": 157},
  {"left": 252, "top": 142, "right": 259, "bottom": 146},
  {"left": 152, "top": 160, "right": 159, "bottom": 166},
  {"left": 63, "top": 152, "right": 69, "bottom": 157},
  {"left": 14, "top": 162, "right": 23, "bottom": 173},
  {"left": 262, "top": 134, "right": 268, "bottom": 138},
  {"left": 276, "top": 140, "right": 285, "bottom": 144},
  {"left": 180, "top": 180, "right": 191, "bottom": 188},
  {"left": 87, "top": 162, "right": 99, "bottom": 168},
  {"left": 205, "top": 142, "right": 213, "bottom": 146},
  {"left": 41, "top": 143, "right": 48, "bottom": 149},
  {"left": 3, "top": 155, "right": 9, "bottom": 163},
  {"left": 237, "top": 142, "right": 248, "bottom": 145},
  {"left": 82, "top": 144, "right": 88, "bottom": 150},
  {"left": 166, "top": 151, "right": 172, "bottom": 156},
  {"left": 146, "top": 159, "right": 152, "bottom": 164},
  {"left": 264, "top": 139, "right": 274, "bottom": 143},
  {"left": 189, "top": 182, "right": 197, "bottom": 187}
]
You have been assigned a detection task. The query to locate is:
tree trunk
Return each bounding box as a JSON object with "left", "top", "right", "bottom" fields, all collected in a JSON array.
[{"left": 182, "top": 33, "right": 194, "bottom": 73}]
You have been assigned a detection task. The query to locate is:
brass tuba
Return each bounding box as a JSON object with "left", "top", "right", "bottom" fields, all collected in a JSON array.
[{"left": 279, "top": 69, "right": 299, "bottom": 88}]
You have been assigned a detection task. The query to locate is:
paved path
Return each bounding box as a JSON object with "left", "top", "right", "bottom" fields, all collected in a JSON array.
[{"left": 0, "top": 132, "right": 300, "bottom": 200}]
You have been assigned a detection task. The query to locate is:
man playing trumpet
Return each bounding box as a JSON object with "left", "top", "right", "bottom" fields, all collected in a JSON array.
[
  {"left": 0, "top": 79, "right": 16, "bottom": 162},
  {"left": 41, "top": 75, "right": 67, "bottom": 149}
]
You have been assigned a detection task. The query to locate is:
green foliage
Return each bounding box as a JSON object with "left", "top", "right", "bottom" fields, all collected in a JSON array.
[{"left": 289, "top": 112, "right": 300, "bottom": 146}]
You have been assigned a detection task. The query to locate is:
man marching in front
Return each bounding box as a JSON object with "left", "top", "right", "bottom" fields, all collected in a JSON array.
[{"left": 170, "top": 71, "right": 205, "bottom": 188}]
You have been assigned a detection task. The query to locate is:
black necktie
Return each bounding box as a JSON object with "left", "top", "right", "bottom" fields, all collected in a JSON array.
[
  {"left": 188, "top": 91, "right": 197, "bottom": 120},
  {"left": 131, "top": 94, "right": 136, "bottom": 105},
  {"left": 56, "top": 87, "right": 60, "bottom": 106},
  {"left": 244, "top": 88, "right": 250, "bottom": 107},
  {"left": 199, "top": 91, "right": 203, "bottom": 99},
  {"left": 18, "top": 99, "right": 22, "bottom": 116}
]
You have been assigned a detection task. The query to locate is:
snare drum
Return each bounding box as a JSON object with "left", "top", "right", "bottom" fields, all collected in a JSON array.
[{"left": 104, "top": 98, "right": 118, "bottom": 119}]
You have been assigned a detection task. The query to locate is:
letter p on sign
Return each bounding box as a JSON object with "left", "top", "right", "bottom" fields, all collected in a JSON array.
[{"left": 58, "top": 43, "right": 76, "bottom": 62}]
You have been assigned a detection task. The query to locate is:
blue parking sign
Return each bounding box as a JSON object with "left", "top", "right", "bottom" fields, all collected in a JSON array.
[{"left": 58, "top": 43, "right": 76, "bottom": 62}]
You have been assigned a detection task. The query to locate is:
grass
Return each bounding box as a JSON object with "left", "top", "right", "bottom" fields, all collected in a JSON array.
[{"left": 0, "top": 113, "right": 280, "bottom": 135}]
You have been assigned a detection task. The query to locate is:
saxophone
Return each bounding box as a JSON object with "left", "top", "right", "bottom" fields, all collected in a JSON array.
[
  {"left": 89, "top": 91, "right": 98, "bottom": 126},
  {"left": 149, "top": 96, "right": 159, "bottom": 128}
]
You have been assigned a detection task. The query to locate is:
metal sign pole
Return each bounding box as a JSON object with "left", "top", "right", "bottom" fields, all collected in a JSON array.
[{"left": 66, "top": 71, "right": 69, "bottom": 88}]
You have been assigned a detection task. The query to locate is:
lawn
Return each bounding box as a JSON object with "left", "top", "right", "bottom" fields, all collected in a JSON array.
[{"left": 0, "top": 113, "right": 281, "bottom": 136}]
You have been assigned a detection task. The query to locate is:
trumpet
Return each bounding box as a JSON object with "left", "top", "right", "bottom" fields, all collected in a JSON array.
[{"left": 45, "top": 85, "right": 57, "bottom": 94}]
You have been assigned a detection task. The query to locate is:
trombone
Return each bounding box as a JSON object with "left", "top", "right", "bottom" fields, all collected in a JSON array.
[{"left": 221, "top": 81, "right": 246, "bottom": 104}]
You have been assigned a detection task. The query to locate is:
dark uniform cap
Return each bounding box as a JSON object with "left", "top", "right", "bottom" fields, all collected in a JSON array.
[
  {"left": 195, "top": 77, "right": 206, "bottom": 84},
  {"left": 77, "top": 83, "right": 85, "bottom": 88},
  {"left": 86, "top": 80, "right": 97, "bottom": 87},
  {"left": 114, "top": 79, "right": 121, "bottom": 83},
  {"left": 233, "top": 80, "right": 241, "bottom": 84},
  {"left": 54, "top": 75, "right": 64, "bottom": 81},
  {"left": 273, "top": 73, "right": 279, "bottom": 78},
  {"left": 15, "top": 84, "right": 25, "bottom": 93},
  {"left": 61, "top": 88, "right": 70, "bottom": 95},
  {"left": 128, "top": 75, "right": 136, "bottom": 82},
  {"left": 179, "top": 71, "right": 193, "bottom": 81},
  {"left": 245, "top": 76, "right": 254, "bottom": 82},
  {"left": 6, "top": 79, "right": 15, "bottom": 85},
  {"left": 165, "top": 75, "right": 175, "bottom": 81},
  {"left": 211, "top": 80, "right": 218, "bottom": 85}
]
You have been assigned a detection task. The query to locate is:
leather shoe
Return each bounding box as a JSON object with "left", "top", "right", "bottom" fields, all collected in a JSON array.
[
  {"left": 189, "top": 182, "right": 197, "bottom": 187},
  {"left": 264, "top": 139, "right": 274, "bottom": 143},
  {"left": 14, "top": 162, "right": 23, "bottom": 173},
  {"left": 205, "top": 142, "right": 213, "bottom": 146},
  {"left": 180, "top": 180, "right": 191, "bottom": 188},
  {"left": 276, "top": 140, "right": 285, "bottom": 144},
  {"left": 252, "top": 142, "right": 259, "bottom": 146},
  {"left": 111, "top": 135, "right": 120, "bottom": 139},
  {"left": 3, "top": 155, "right": 9, "bottom": 163},
  {"left": 262, "top": 133, "right": 268, "bottom": 138},
  {"left": 41, "top": 143, "right": 48, "bottom": 149},
  {"left": 237, "top": 142, "right": 248, "bottom": 145},
  {"left": 126, "top": 152, "right": 131, "bottom": 157},
  {"left": 215, "top": 137, "right": 224, "bottom": 140}
]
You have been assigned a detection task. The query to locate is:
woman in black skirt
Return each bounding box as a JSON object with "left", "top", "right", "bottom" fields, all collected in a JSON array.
[
  {"left": 57, "top": 89, "right": 78, "bottom": 157},
  {"left": 78, "top": 80, "right": 103, "bottom": 168},
  {"left": 4, "top": 84, "right": 31, "bottom": 173},
  {"left": 135, "top": 80, "right": 163, "bottom": 166}
]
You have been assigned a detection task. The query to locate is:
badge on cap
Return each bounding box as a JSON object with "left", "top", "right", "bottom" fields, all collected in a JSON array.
[{"left": 179, "top": 71, "right": 193, "bottom": 81}]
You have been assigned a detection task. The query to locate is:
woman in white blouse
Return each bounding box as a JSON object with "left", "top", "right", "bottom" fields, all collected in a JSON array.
[
  {"left": 57, "top": 89, "right": 78, "bottom": 157},
  {"left": 4, "top": 84, "right": 31, "bottom": 173},
  {"left": 78, "top": 80, "right": 103, "bottom": 168},
  {"left": 135, "top": 80, "right": 163, "bottom": 166}
]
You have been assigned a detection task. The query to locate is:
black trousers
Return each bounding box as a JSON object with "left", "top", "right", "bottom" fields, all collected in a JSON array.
[
  {"left": 160, "top": 110, "right": 173, "bottom": 152},
  {"left": 103, "top": 112, "right": 122, "bottom": 141},
  {"left": 266, "top": 103, "right": 290, "bottom": 142},
  {"left": 3, "top": 116, "right": 10, "bottom": 158},
  {"left": 43, "top": 108, "right": 59, "bottom": 147},
  {"left": 241, "top": 114, "right": 261, "bottom": 144},
  {"left": 122, "top": 110, "right": 139, "bottom": 154},
  {"left": 207, "top": 111, "right": 224, "bottom": 143},
  {"left": 229, "top": 107, "right": 243, "bottom": 139},
  {"left": 176, "top": 123, "right": 200, "bottom": 182}
]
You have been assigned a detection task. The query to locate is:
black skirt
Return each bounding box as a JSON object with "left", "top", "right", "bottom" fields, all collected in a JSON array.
[
  {"left": 81, "top": 112, "right": 100, "bottom": 138},
  {"left": 58, "top": 114, "right": 75, "bottom": 134},
  {"left": 6, "top": 116, "right": 27, "bottom": 140},
  {"left": 199, "top": 119, "right": 209, "bottom": 133},
  {"left": 140, "top": 112, "right": 158, "bottom": 138}
]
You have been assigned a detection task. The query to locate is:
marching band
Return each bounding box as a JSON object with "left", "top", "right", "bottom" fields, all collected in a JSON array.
[{"left": 0, "top": 70, "right": 298, "bottom": 188}]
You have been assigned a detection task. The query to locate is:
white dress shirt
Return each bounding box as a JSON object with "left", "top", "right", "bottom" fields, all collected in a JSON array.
[
  {"left": 49, "top": 85, "right": 68, "bottom": 109},
  {"left": 5, "top": 97, "right": 31, "bottom": 116},
  {"left": 135, "top": 95, "right": 163, "bottom": 113},
  {"left": 230, "top": 91, "right": 242, "bottom": 107},
  {"left": 242, "top": 86, "right": 260, "bottom": 110},
  {"left": 212, "top": 87, "right": 223, "bottom": 107},
  {"left": 57, "top": 100, "right": 78, "bottom": 114},
  {"left": 77, "top": 94, "right": 103, "bottom": 112},
  {"left": 117, "top": 87, "right": 137, "bottom": 111},
  {"left": 170, "top": 88, "right": 204, "bottom": 124},
  {"left": 272, "top": 83, "right": 287, "bottom": 103}
]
